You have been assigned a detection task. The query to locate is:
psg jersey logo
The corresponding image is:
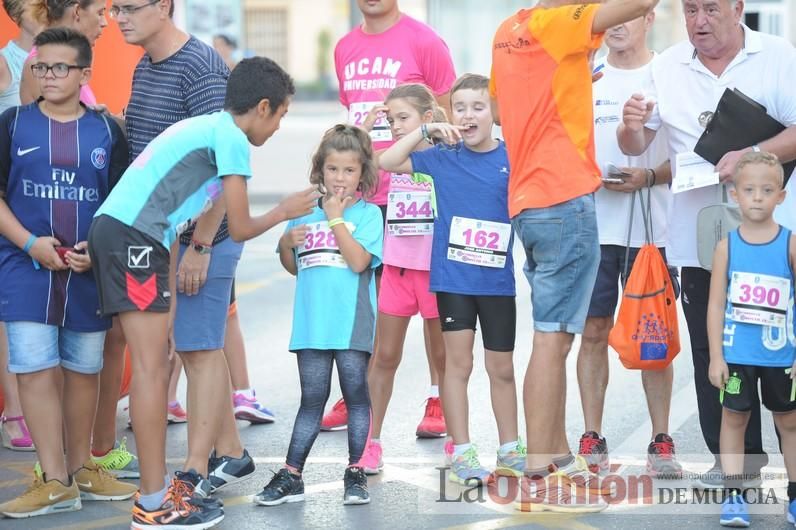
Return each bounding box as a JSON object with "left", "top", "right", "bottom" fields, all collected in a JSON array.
[{"left": 91, "top": 147, "right": 107, "bottom": 169}]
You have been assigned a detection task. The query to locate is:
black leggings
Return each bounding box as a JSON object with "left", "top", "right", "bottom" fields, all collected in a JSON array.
[{"left": 286, "top": 349, "right": 371, "bottom": 472}]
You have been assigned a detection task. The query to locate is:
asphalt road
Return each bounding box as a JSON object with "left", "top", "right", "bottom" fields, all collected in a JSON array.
[
  {"left": 0, "top": 101, "right": 792, "bottom": 528},
  {"left": 0, "top": 214, "right": 790, "bottom": 529}
]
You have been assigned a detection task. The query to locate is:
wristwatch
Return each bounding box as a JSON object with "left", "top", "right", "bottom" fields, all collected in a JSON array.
[{"left": 191, "top": 240, "right": 213, "bottom": 255}]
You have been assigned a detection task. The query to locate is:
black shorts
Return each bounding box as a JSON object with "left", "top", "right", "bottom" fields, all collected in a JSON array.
[
  {"left": 230, "top": 278, "right": 236, "bottom": 305},
  {"left": 88, "top": 215, "right": 171, "bottom": 316},
  {"left": 587, "top": 245, "right": 680, "bottom": 318},
  {"left": 436, "top": 292, "right": 516, "bottom": 352},
  {"left": 721, "top": 363, "right": 796, "bottom": 414}
]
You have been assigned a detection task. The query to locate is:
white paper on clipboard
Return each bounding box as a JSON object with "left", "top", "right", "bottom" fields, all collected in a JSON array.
[{"left": 673, "top": 151, "right": 720, "bottom": 194}]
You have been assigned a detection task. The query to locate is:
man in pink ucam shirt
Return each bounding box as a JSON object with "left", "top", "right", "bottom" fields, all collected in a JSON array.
[{"left": 324, "top": 0, "right": 456, "bottom": 436}]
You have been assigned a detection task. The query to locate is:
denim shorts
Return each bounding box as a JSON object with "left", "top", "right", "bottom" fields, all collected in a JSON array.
[
  {"left": 6, "top": 321, "right": 106, "bottom": 374},
  {"left": 511, "top": 194, "right": 600, "bottom": 334},
  {"left": 173, "top": 237, "right": 243, "bottom": 352}
]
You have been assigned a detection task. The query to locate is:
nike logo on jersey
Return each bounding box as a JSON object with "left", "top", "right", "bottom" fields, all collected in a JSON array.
[{"left": 17, "top": 146, "right": 41, "bottom": 156}]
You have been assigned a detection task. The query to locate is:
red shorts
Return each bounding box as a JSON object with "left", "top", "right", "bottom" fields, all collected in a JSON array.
[{"left": 378, "top": 264, "right": 438, "bottom": 319}]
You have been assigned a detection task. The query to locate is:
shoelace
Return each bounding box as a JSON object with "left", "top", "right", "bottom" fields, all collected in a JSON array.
[
  {"left": 424, "top": 398, "right": 441, "bottom": 418},
  {"left": 102, "top": 439, "right": 135, "bottom": 468},
  {"left": 579, "top": 436, "right": 602, "bottom": 455},
  {"left": 267, "top": 470, "right": 296, "bottom": 495},
  {"left": 365, "top": 443, "right": 380, "bottom": 460},
  {"left": 170, "top": 480, "right": 200, "bottom": 512},
  {"left": 460, "top": 448, "right": 481, "bottom": 470},
  {"left": 650, "top": 440, "right": 675, "bottom": 460},
  {"left": 18, "top": 477, "right": 47, "bottom": 500},
  {"left": 344, "top": 468, "right": 366, "bottom": 489},
  {"left": 84, "top": 465, "right": 116, "bottom": 487}
]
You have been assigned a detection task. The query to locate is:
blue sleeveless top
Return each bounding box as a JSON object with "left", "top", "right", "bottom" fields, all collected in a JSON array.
[{"left": 723, "top": 227, "right": 796, "bottom": 367}]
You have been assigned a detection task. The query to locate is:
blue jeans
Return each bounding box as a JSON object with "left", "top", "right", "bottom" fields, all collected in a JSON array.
[
  {"left": 511, "top": 194, "right": 600, "bottom": 334},
  {"left": 174, "top": 237, "right": 243, "bottom": 352},
  {"left": 6, "top": 321, "right": 106, "bottom": 374}
]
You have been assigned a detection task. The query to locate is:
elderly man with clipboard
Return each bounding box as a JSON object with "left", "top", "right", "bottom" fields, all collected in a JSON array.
[{"left": 617, "top": 0, "right": 796, "bottom": 491}]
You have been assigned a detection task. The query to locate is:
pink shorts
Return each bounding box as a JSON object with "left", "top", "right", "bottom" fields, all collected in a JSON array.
[{"left": 378, "top": 264, "right": 439, "bottom": 319}]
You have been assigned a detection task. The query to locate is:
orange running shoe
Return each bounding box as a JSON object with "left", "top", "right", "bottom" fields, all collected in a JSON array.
[{"left": 131, "top": 481, "right": 224, "bottom": 529}]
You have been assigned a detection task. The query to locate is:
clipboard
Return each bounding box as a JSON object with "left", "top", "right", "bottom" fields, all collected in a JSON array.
[{"left": 694, "top": 88, "right": 794, "bottom": 185}]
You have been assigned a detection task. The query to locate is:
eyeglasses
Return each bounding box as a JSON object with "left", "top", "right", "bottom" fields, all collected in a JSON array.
[
  {"left": 30, "top": 63, "right": 87, "bottom": 78},
  {"left": 109, "top": 0, "right": 160, "bottom": 18}
]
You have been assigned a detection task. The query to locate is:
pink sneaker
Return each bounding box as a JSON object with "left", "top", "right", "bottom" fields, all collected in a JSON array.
[
  {"left": 443, "top": 440, "right": 454, "bottom": 466},
  {"left": 360, "top": 440, "right": 383, "bottom": 475},
  {"left": 0, "top": 416, "right": 35, "bottom": 451},
  {"left": 167, "top": 402, "right": 188, "bottom": 424},
  {"left": 416, "top": 397, "right": 446, "bottom": 438},
  {"left": 320, "top": 398, "right": 347, "bottom": 431},
  {"left": 233, "top": 391, "right": 275, "bottom": 424}
]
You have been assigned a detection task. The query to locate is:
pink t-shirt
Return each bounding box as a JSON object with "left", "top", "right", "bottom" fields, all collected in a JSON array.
[
  {"left": 334, "top": 14, "right": 456, "bottom": 205},
  {"left": 27, "top": 46, "right": 97, "bottom": 105},
  {"left": 382, "top": 174, "right": 433, "bottom": 270}
]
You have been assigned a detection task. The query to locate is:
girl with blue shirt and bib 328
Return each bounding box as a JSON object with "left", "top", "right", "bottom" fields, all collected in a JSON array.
[
  {"left": 262, "top": 125, "right": 383, "bottom": 508},
  {"left": 707, "top": 152, "right": 796, "bottom": 528}
]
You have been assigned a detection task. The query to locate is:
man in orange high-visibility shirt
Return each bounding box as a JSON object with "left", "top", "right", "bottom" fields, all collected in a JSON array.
[{"left": 490, "top": 0, "right": 657, "bottom": 513}]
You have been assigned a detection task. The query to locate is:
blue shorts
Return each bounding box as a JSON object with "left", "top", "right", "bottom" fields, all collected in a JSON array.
[
  {"left": 512, "top": 194, "right": 600, "bottom": 334},
  {"left": 173, "top": 237, "right": 243, "bottom": 352},
  {"left": 6, "top": 321, "right": 106, "bottom": 374}
]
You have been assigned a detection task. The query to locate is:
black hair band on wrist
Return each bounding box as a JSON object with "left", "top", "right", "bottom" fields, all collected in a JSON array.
[{"left": 648, "top": 168, "right": 657, "bottom": 187}]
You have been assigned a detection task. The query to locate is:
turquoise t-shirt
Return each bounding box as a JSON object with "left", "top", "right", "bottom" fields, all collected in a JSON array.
[
  {"left": 286, "top": 200, "right": 383, "bottom": 353},
  {"left": 94, "top": 111, "right": 251, "bottom": 249}
]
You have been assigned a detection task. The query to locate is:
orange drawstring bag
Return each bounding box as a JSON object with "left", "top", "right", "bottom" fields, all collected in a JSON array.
[{"left": 608, "top": 189, "right": 680, "bottom": 370}]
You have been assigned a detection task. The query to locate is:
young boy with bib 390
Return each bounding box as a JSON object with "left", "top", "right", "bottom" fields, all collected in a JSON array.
[{"left": 707, "top": 152, "right": 796, "bottom": 528}]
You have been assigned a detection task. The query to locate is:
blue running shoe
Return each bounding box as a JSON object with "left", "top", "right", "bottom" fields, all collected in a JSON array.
[
  {"left": 495, "top": 438, "right": 526, "bottom": 477},
  {"left": 787, "top": 498, "right": 795, "bottom": 526},
  {"left": 449, "top": 446, "right": 491, "bottom": 486},
  {"left": 720, "top": 492, "right": 750, "bottom": 527}
]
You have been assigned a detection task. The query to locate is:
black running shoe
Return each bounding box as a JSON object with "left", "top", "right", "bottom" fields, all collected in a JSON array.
[
  {"left": 174, "top": 470, "right": 222, "bottom": 510},
  {"left": 343, "top": 466, "right": 370, "bottom": 505},
  {"left": 131, "top": 482, "right": 224, "bottom": 529},
  {"left": 208, "top": 449, "right": 256, "bottom": 493},
  {"left": 253, "top": 468, "right": 305, "bottom": 506}
]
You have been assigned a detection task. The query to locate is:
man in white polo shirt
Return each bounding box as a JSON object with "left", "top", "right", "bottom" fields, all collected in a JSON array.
[{"left": 618, "top": 0, "right": 796, "bottom": 488}]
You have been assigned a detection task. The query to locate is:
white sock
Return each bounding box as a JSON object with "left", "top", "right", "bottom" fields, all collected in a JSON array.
[
  {"left": 236, "top": 388, "right": 255, "bottom": 399},
  {"left": 139, "top": 479, "right": 169, "bottom": 511},
  {"left": 453, "top": 443, "right": 472, "bottom": 457},
  {"left": 498, "top": 440, "right": 519, "bottom": 454},
  {"left": 429, "top": 385, "right": 440, "bottom": 398}
]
